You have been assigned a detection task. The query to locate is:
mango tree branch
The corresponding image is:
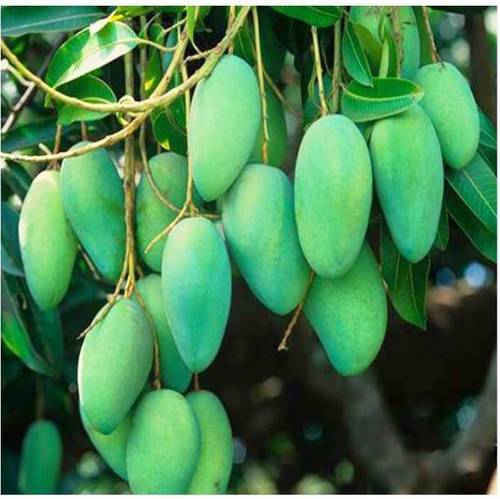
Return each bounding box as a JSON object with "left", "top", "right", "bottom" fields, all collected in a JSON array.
[{"left": 332, "top": 20, "right": 342, "bottom": 114}]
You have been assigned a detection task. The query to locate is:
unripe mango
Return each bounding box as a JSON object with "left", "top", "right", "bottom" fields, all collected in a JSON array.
[
  {"left": 249, "top": 86, "right": 288, "bottom": 168},
  {"left": 136, "top": 153, "right": 202, "bottom": 272},
  {"left": 370, "top": 105, "right": 443, "bottom": 262},
  {"left": 187, "top": 390, "right": 233, "bottom": 494},
  {"left": 19, "top": 170, "right": 77, "bottom": 310},
  {"left": 188, "top": 55, "right": 261, "bottom": 201},
  {"left": 161, "top": 217, "right": 231, "bottom": 373},
  {"left": 18, "top": 420, "right": 62, "bottom": 494},
  {"left": 78, "top": 299, "right": 153, "bottom": 434},
  {"left": 295, "top": 114, "right": 372, "bottom": 278},
  {"left": 415, "top": 62, "right": 479, "bottom": 169},
  {"left": 61, "top": 144, "right": 125, "bottom": 282},
  {"left": 127, "top": 389, "right": 200, "bottom": 494},
  {"left": 222, "top": 164, "right": 310, "bottom": 315},
  {"left": 304, "top": 243, "right": 387, "bottom": 376},
  {"left": 134, "top": 275, "right": 192, "bottom": 392},
  {"left": 80, "top": 404, "right": 130, "bottom": 480}
]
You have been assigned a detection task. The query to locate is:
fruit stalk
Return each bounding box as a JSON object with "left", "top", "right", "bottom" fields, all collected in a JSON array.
[
  {"left": 332, "top": 20, "right": 342, "bottom": 114},
  {"left": 422, "top": 6, "right": 439, "bottom": 63},
  {"left": 311, "top": 26, "right": 328, "bottom": 117}
]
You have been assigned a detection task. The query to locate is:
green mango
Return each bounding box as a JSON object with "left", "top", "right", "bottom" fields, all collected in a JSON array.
[
  {"left": 187, "top": 390, "right": 233, "bottom": 494},
  {"left": 188, "top": 55, "right": 261, "bottom": 201},
  {"left": 78, "top": 299, "right": 153, "bottom": 434},
  {"left": 414, "top": 62, "right": 479, "bottom": 169},
  {"left": 19, "top": 170, "right": 77, "bottom": 310},
  {"left": 135, "top": 153, "right": 202, "bottom": 272},
  {"left": 304, "top": 243, "right": 387, "bottom": 376},
  {"left": 295, "top": 114, "right": 372, "bottom": 278},
  {"left": 61, "top": 143, "right": 125, "bottom": 282},
  {"left": 249, "top": 85, "right": 288, "bottom": 168},
  {"left": 370, "top": 105, "right": 443, "bottom": 262},
  {"left": 134, "top": 274, "right": 192, "bottom": 392},
  {"left": 161, "top": 217, "right": 231, "bottom": 373},
  {"left": 80, "top": 403, "right": 130, "bottom": 480},
  {"left": 127, "top": 389, "right": 200, "bottom": 494},
  {"left": 222, "top": 164, "right": 310, "bottom": 315},
  {"left": 18, "top": 420, "right": 62, "bottom": 494}
]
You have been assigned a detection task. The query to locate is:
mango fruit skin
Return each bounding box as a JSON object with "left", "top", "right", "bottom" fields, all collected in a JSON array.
[
  {"left": 295, "top": 114, "right": 372, "bottom": 278},
  {"left": 134, "top": 274, "right": 192, "bottom": 392},
  {"left": 18, "top": 420, "right": 62, "bottom": 494},
  {"left": 80, "top": 403, "right": 130, "bottom": 480},
  {"left": 78, "top": 299, "right": 153, "bottom": 434},
  {"left": 61, "top": 143, "right": 125, "bottom": 282},
  {"left": 304, "top": 244, "right": 387, "bottom": 376},
  {"left": 187, "top": 390, "right": 233, "bottom": 494},
  {"left": 127, "top": 389, "right": 200, "bottom": 494},
  {"left": 249, "top": 85, "right": 287, "bottom": 168},
  {"left": 136, "top": 153, "right": 202, "bottom": 272},
  {"left": 188, "top": 55, "right": 261, "bottom": 201},
  {"left": 370, "top": 105, "right": 443, "bottom": 262},
  {"left": 222, "top": 164, "right": 310, "bottom": 315},
  {"left": 415, "top": 62, "right": 479, "bottom": 169},
  {"left": 161, "top": 217, "right": 231, "bottom": 373},
  {"left": 19, "top": 170, "right": 77, "bottom": 310}
]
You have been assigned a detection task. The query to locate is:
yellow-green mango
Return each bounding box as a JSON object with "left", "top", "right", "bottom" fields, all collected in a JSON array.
[
  {"left": 295, "top": 114, "right": 372, "bottom": 278},
  {"left": 187, "top": 390, "right": 233, "bottom": 494},
  {"left": 161, "top": 217, "right": 231, "bottom": 373},
  {"left": 135, "top": 153, "right": 202, "bottom": 272},
  {"left": 134, "top": 275, "right": 192, "bottom": 392},
  {"left": 61, "top": 144, "right": 125, "bottom": 282},
  {"left": 415, "top": 62, "right": 479, "bottom": 169},
  {"left": 19, "top": 170, "right": 77, "bottom": 310},
  {"left": 370, "top": 105, "right": 443, "bottom": 262},
  {"left": 249, "top": 85, "right": 288, "bottom": 168},
  {"left": 188, "top": 55, "right": 261, "bottom": 201},
  {"left": 18, "top": 420, "right": 62, "bottom": 494},
  {"left": 304, "top": 243, "right": 387, "bottom": 376},
  {"left": 78, "top": 299, "right": 153, "bottom": 434},
  {"left": 80, "top": 403, "right": 130, "bottom": 480},
  {"left": 127, "top": 389, "right": 200, "bottom": 494},
  {"left": 222, "top": 164, "right": 310, "bottom": 315}
]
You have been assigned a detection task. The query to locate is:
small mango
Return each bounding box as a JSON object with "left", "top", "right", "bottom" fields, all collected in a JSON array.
[
  {"left": 304, "top": 243, "right": 387, "bottom": 376},
  {"left": 187, "top": 390, "right": 233, "bottom": 494},
  {"left": 295, "top": 114, "right": 372, "bottom": 278},
  {"left": 188, "top": 55, "right": 261, "bottom": 201},
  {"left": 19, "top": 170, "right": 77, "bottom": 310},
  {"left": 78, "top": 299, "right": 153, "bottom": 434},
  {"left": 61, "top": 144, "right": 125, "bottom": 282},
  {"left": 222, "top": 164, "right": 310, "bottom": 315},
  {"left": 126, "top": 389, "right": 200, "bottom": 494},
  {"left": 161, "top": 217, "right": 231, "bottom": 373}
]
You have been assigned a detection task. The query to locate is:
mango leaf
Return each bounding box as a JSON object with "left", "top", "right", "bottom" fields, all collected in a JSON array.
[
  {"left": 151, "top": 106, "right": 187, "bottom": 155},
  {"left": 433, "top": 202, "right": 450, "bottom": 251},
  {"left": 342, "top": 20, "right": 373, "bottom": 87},
  {"left": 445, "top": 154, "right": 497, "bottom": 236},
  {"left": 1, "top": 117, "right": 58, "bottom": 153},
  {"left": 46, "top": 21, "right": 139, "bottom": 89},
  {"left": 1, "top": 6, "right": 104, "bottom": 37},
  {"left": 272, "top": 6, "right": 343, "bottom": 28},
  {"left": 341, "top": 77, "right": 423, "bottom": 122},
  {"left": 1, "top": 162, "right": 32, "bottom": 198},
  {"left": 1, "top": 202, "right": 23, "bottom": 277},
  {"left": 56, "top": 75, "right": 117, "bottom": 126},
  {"left": 1, "top": 274, "right": 54, "bottom": 376},
  {"left": 380, "top": 223, "right": 410, "bottom": 293},
  {"left": 378, "top": 26, "right": 398, "bottom": 78},
  {"left": 479, "top": 108, "right": 497, "bottom": 150},
  {"left": 446, "top": 185, "right": 496, "bottom": 262},
  {"left": 350, "top": 21, "right": 383, "bottom": 73},
  {"left": 412, "top": 7, "right": 434, "bottom": 66},
  {"left": 186, "top": 6, "right": 211, "bottom": 40}
]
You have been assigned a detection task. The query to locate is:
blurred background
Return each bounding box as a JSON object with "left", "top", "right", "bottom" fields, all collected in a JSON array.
[{"left": 1, "top": 6, "right": 497, "bottom": 494}]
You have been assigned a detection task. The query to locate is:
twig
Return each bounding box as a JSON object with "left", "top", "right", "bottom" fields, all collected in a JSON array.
[
  {"left": 311, "top": 27, "right": 328, "bottom": 117},
  {"left": 332, "top": 20, "right": 342, "bottom": 114},
  {"left": 80, "top": 122, "right": 88, "bottom": 141},
  {"left": 252, "top": 6, "right": 269, "bottom": 164},
  {"left": 193, "top": 373, "right": 200, "bottom": 391},
  {"left": 422, "top": 6, "right": 439, "bottom": 63},
  {"left": 48, "top": 125, "right": 63, "bottom": 170},
  {"left": 228, "top": 6, "right": 236, "bottom": 54}
]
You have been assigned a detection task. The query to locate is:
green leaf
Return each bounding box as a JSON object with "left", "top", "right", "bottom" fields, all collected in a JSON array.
[
  {"left": 378, "top": 26, "right": 398, "bottom": 78},
  {"left": 342, "top": 20, "right": 373, "bottom": 87},
  {"left": 412, "top": 7, "right": 434, "bottom": 66},
  {"left": 341, "top": 77, "right": 423, "bottom": 122},
  {"left": 446, "top": 185, "right": 497, "bottom": 262},
  {"left": 445, "top": 154, "right": 497, "bottom": 236},
  {"left": 1, "top": 274, "right": 54, "bottom": 376},
  {"left": 433, "top": 202, "right": 450, "bottom": 251},
  {"left": 46, "top": 21, "right": 139, "bottom": 89},
  {"left": 479, "top": 108, "right": 497, "bottom": 150},
  {"left": 350, "top": 21, "right": 383, "bottom": 72},
  {"left": 272, "top": 6, "right": 343, "bottom": 28},
  {"left": 380, "top": 223, "right": 410, "bottom": 293},
  {"left": 1, "top": 117, "right": 58, "bottom": 153},
  {"left": 186, "top": 6, "right": 210, "bottom": 40},
  {"left": 1, "top": 162, "right": 32, "bottom": 198},
  {"left": 56, "top": 75, "right": 117, "bottom": 126},
  {"left": 1, "top": 202, "right": 23, "bottom": 277},
  {"left": 1, "top": 6, "right": 104, "bottom": 37}
]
